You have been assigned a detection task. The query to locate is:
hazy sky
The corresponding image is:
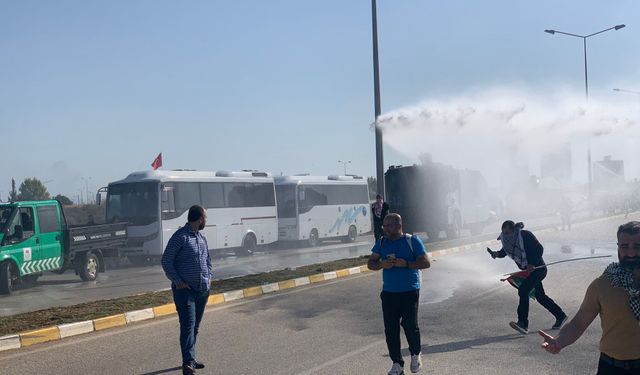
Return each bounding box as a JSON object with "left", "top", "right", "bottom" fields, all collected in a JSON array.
[{"left": 1, "top": 1, "right": 639, "bottom": 201}]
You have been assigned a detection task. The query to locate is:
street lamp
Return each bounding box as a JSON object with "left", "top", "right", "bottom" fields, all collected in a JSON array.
[
  {"left": 371, "top": 0, "right": 384, "bottom": 196},
  {"left": 338, "top": 160, "right": 352, "bottom": 175},
  {"left": 613, "top": 88, "right": 640, "bottom": 96},
  {"left": 544, "top": 24, "right": 626, "bottom": 203}
]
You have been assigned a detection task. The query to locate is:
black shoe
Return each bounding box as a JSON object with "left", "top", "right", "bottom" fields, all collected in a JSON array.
[
  {"left": 552, "top": 314, "right": 568, "bottom": 330},
  {"left": 509, "top": 321, "right": 528, "bottom": 335},
  {"left": 193, "top": 361, "right": 205, "bottom": 369},
  {"left": 182, "top": 364, "right": 196, "bottom": 375}
]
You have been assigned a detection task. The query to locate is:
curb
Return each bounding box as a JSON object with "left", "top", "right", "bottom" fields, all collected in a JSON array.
[
  {"left": 0, "top": 239, "right": 484, "bottom": 353},
  {"left": 0, "top": 212, "right": 629, "bottom": 353}
]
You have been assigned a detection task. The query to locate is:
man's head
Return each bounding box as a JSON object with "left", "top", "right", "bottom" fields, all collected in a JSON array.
[
  {"left": 616, "top": 221, "right": 640, "bottom": 271},
  {"left": 376, "top": 194, "right": 383, "bottom": 204},
  {"left": 382, "top": 213, "right": 402, "bottom": 238},
  {"left": 501, "top": 220, "right": 515, "bottom": 236},
  {"left": 188, "top": 205, "right": 207, "bottom": 231}
]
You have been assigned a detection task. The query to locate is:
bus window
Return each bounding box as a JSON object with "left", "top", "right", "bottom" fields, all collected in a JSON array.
[
  {"left": 275, "top": 185, "right": 296, "bottom": 218},
  {"left": 200, "top": 182, "right": 224, "bottom": 208}
]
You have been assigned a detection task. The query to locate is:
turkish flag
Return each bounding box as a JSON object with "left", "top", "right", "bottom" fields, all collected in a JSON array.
[{"left": 151, "top": 153, "right": 163, "bottom": 170}]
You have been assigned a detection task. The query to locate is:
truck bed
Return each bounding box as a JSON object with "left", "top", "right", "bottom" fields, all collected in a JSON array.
[{"left": 64, "top": 223, "right": 127, "bottom": 256}]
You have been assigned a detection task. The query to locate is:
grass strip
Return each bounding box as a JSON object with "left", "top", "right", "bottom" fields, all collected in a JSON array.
[{"left": 0, "top": 255, "right": 369, "bottom": 336}]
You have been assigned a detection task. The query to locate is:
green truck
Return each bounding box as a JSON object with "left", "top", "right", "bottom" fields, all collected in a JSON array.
[{"left": 0, "top": 200, "right": 127, "bottom": 294}]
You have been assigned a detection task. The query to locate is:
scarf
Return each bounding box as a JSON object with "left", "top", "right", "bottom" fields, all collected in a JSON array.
[
  {"left": 373, "top": 202, "right": 383, "bottom": 219},
  {"left": 604, "top": 262, "right": 640, "bottom": 321},
  {"left": 499, "top": 226, "right": 528, "bottom": 269}
]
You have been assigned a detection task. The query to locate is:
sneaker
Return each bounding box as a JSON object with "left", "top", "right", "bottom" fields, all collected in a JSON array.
[
  {"left": 410, "top": 353, "right": 422, "bottom": 373},
  {"left": 552, "top": 314, "right": 568, "bottom": 330},
  {"left": 509, "top": 321, "right": 528, "bottom": 335},
  {"left": 388, "top": 362, "right": 405, "bottom": 375},
  {"left": 193, "top": 361, "right": 205, "bottom": 369}
]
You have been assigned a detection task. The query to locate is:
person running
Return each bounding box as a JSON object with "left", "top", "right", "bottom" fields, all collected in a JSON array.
[
  {"left": 539, "top": 221, "right": 640, "bottom": 374},
  {"left": 487, "top": 220, "right": 567, "bottom": 334},
  {"left": 368, "top": 213, "right": 431, "bottom": 375}
]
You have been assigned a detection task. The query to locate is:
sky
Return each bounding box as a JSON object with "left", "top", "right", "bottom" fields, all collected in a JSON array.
[{"left": 1, "top": 1, "right": 639, "bottom": 201}]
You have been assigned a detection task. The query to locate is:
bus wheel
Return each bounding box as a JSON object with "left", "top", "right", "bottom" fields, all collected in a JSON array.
[
  {"left": 0, "top": 261, "right": 18, "bottom": 295},
  {"left": 343, "top": 225, "right": 357, "bottom": 243},
  {"left": 308, "top": 229, "right": 320, "bottom": 247},
  {"left": 79, "top": 252, "right": 100, "bottom": 282},
  {"left": 237, "top": 234, "right": 257, "bottom": 256}
]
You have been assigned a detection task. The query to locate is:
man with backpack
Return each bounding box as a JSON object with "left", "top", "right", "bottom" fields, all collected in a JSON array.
[
  {"left": 487, "top": 220, "right": 567, "bottom": 335},
  {"left": 368, "top": 213, "right": 431, "bottom": 375}
]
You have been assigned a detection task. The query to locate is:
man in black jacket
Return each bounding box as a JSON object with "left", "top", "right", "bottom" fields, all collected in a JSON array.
[
  {"left": 487, "top": 221, "right": 567, "bottom": 334},
  {"left": 372, "top": 194, "right": 390, "bottom": 241}
]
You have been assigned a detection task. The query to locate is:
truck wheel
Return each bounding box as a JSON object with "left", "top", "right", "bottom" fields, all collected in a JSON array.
[
  {"left": 79, "top": 252, "right": 100, "bottom": 282},
  {"left": 0, "top": 262, "right": 17, "bottom": 295},
  {"left": 308, "top": 229, "right": 319, "bottom": 247}
]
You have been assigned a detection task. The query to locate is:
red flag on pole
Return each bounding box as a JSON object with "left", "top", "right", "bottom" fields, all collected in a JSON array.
[{"left": 151, "top": 153, "right": 163, "bottom": 170}]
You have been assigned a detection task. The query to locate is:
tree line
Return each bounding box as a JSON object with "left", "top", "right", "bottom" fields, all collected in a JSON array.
[{"left": 4, "top": 178, "right": 73, "bottom": 205}]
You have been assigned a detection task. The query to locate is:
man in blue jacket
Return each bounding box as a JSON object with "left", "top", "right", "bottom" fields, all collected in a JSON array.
[
  {"left": 368, "top": 213, "right": 431, "bottom": 375},
  {"left": 161, "top": 205, "right": 212, "bottom": 375},
  {"left": 488, "top": 220, "right": 567, "bottom": 335}
]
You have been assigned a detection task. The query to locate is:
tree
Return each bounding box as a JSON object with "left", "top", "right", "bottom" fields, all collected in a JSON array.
[
  {"left": 9, "top": 178, "right": 18, "bottom": 202},
  {"left": 17, "top": 178, "right": 50, "bottom": 201},
  {"left": 54, "top": 194, "right": 74, "bottom": 205}
]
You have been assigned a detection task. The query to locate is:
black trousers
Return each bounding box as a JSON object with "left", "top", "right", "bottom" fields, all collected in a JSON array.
[
  {"left": 517, "top": 267, "right": 565, "bottom": 327},
  {"left": 381, "top": 290, "right": 421, "bottom": 366},
  {"left": 374, "top": 219, "right": 384, "bottom": 240},
  {"left": 597, "top": 354, "right": 640, "bottom": 375}
]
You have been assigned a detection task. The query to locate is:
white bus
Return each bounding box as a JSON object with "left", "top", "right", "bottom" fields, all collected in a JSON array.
[
  {"left": 105, "top": 170, "right": 277, "bottom": 263},
  {"left": 274, "top": 175, "right": 371, "bottom": 246}
]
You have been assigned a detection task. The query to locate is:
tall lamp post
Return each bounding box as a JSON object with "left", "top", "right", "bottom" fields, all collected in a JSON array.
[
  {"left": 338, "top": 160, "right": 352, "bottom": 175},
  {"left": 613, "top": 87, "right": 640, "bottom": 99},
  {"left": 544, "top": 24, "right": 626, "bottom": 201},
  {"left": 372, "top": 0, "right": 384, "bottom": 196}
]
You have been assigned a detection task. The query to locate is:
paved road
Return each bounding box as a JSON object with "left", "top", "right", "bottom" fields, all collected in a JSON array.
[
  {"left": 0, "top": 213, "right": 630, "bottom": 374},
  {"left": 0, "top": 211, "right": 610, "bottom": 316}
]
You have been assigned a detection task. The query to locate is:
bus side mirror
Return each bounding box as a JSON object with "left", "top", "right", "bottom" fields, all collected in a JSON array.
[
  {"left": 14, "top": 225, "right": 23, "bottom": 240},
  {"left": 96, "top": 193, "right": 102, "bottom": 206}
]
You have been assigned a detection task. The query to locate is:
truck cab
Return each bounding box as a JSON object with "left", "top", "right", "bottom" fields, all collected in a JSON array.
[{"left": 0, "top": 200, "right": 126, "bottom": 294}]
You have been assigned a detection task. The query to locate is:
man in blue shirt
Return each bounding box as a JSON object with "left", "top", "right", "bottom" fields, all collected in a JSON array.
[
  {"left": 161, "top": 205, "right": 212, "bottom": 375},
  {"left": 368, "top": 213, "right": 431, "bottom": 375}
]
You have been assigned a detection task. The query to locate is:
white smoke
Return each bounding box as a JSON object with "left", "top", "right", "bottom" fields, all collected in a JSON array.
[{"left": 377, "top": 87, "right": 640, "bottom": 185}]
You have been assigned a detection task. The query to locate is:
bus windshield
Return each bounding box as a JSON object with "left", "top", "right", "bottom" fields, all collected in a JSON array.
[
  {"left": 275, "top": 185, "right": 296, "bottom": 218},
  {"left": 106, "top": 182, "right": 159, "bottom": 226}
]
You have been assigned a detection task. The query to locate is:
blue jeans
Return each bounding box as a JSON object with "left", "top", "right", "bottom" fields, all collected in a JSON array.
[{"left": 172, "top": 287, "right": 210, "bottom": 366}]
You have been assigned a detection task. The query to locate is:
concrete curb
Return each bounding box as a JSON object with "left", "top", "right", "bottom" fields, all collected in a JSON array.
[
  {"left": 0, "top": 240, "right": 481, "bottom": 353},
  {"left": 0, "top": 213, "right": 628, "bottom": 352}
]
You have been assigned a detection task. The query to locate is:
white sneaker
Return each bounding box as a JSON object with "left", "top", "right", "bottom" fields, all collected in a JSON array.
[
  {"left": 410, "top": 353, "right": 422, "bottom": 373},
  {"left": 388, "top": 362, "right": 404, "bottom": 375}
]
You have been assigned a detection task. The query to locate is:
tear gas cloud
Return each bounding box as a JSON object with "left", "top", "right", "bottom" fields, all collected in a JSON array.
[{"left": 378, "top": 87, "right": 640, "bottom": 186}]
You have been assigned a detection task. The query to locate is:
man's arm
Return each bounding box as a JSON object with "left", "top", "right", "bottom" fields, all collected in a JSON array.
[
  {"left": 539, "top": 281, "right": 600, "bottom": 354},
  {"left": 487, "top": 247, "right": 507, "bottom": 258},
  {"left": 161, "top": 233, "right": 188, "bottom": 289},
  {"left": 368, "top": 252, "right": 393, "bottom": 271},
  {"left": 408, "top": 254, "right": 430, "bottom": 269}
]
